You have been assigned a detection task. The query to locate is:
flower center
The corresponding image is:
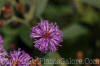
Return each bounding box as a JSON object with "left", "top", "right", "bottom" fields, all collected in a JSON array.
[
  {"left": 42, "top": 31, "right": 51, "bottom": 38},
  {"left": 12, "top": 60, "right": 19, "bottom": 66}
]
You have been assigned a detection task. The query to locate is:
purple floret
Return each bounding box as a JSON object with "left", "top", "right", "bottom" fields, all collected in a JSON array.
[
  {"left": 30, "top": 20, "right": 63, "bottom": 53},
  {"left": 9, "top": 48, "right": 31, "bottom": 66}
]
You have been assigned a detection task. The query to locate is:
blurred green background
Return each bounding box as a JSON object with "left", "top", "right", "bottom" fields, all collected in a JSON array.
[{"left": 0, "top": 0, "right": 100, "bottom": 66}]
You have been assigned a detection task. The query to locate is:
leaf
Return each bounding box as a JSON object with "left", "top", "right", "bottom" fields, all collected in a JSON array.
[
  {"left": 82, "top": 0, "right": 100, "bottom": 8},
  {"left": 4, "top": 36, "right": 14, "bottom": 50},
  {"left": 2, "top": 26, "right": 18, "bottom": 50},
  {"left": 19, "top": 25, "right": 33, "bottom": 47},
  {"left": 42, "top": 52, "right": 68, "bottom": 66},
  {"left": 56, "top": 52, "right": 68, "bottom": 66},
  {"left": 44, "top": 5, "right": 73, "bottom": 17},
  {"left": 81, "top": 9, "right": 99, "bottom": 24},
  {"left": 34, "top": 0, "right": 48, "bottom": 17},
  {"left": 42, "top": 52, "right": 57, "bottom": 66},
  {"left": 2, "top": 27, "right": 18, "bottom": 36},
  {"left": 63, "top": 24, "right": 88, "bottom": 39}
]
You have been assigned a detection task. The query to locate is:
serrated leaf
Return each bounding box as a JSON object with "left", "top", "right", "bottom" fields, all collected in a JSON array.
[
  {"left": 19, "top": 25, "right": 33, "bottom": 47},
  {"left": 63, "top": 24, "right": 88, "bottom": 39}
]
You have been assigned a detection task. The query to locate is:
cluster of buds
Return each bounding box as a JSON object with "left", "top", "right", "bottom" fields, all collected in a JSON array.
[{"left": 2, "top": 2, "right": 13, "bottom": 18}]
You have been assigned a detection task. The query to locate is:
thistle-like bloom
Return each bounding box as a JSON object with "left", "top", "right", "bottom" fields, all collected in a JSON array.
[
  {"left": 30, "top": 20, "right": 63, "bottom": 53},
  {"left": 9, "top": 48, "right": 31, "bottom": 66}
]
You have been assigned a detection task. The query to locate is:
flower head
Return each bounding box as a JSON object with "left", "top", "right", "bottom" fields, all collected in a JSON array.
[
  {"left": 30, "top": 20, "right": 63, "bottom": 53},
  {"left": 9, "top": 48, "right": 31, "bottom": 66}
]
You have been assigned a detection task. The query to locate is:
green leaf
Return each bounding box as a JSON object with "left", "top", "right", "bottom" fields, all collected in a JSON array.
[
  {"left": 44, "top": 5, "right": 73, "bottom": 17},
  {"left": 82, "top": 0, "right": 100, "bottom": 8},
  {"left": 2, "top": 27, "right": 18, "bottom": 36},
  {"left": 2, "top": 26, "right": 18, "bottom": 50},
  {"left": 4, "top": 36, "right": 14, "bottom": 50},
  {"left": 19, "top": 25, "right": 33, "bottom": 47},
  {"left": 63, "top": 24, "right": 88, "bottom": 39},
  {"left": 42, "top": 52, "right": 68, "bottom": 66},
  {"left": 34, "top": 0, "right": 48, "bottom": 17},
  {"left": 42, "top": 52, "right": 57, "bottom": 66},
  {"left": 81, "top": 9, "right": 99, "bottom": 24},
  {"left": 56, "top": 52, "right": 68, "bottom": 66}
]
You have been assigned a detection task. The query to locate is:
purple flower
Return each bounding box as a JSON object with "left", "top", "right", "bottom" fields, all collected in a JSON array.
[
  {"left": 30, "top": 20, "right": 63, "bottom": 53},
  {"left": 0, "top": 45, "right": 9, "bottom": 65},
  {"left": 0, "top": 36, "right": 7, "bottom": 56},
  {"left": 0, "top": 56, "right": 9, "bottom": 65},
  {"left": 0, "top": 35, "right": 4, "bottom": 44},
  {"left": 0, "top": 45, "right": 8, "bottom": 56},
  {"left": 0, "top": 36, "right": 9, "bottom": 65},
  {"left": 9, "top": 48, "right": 31, "bottom": 66}
]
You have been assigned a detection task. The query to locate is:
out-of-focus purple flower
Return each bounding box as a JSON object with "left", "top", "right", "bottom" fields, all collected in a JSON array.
[
  {"left": 0, "top": 45, "right": 8, "bottom": 56},
  {"left": 0, "top": 35, "right": 4, "bottom": 44},
  {"left": 0, "top": 35, "right": 9, "bottom": 65},
  {"left": 0, "top": 46, "right": 9, "bottom": 65},
  {"left": 0, "top": 56, "right": 9, "bottom": 65},
  {"left": 0, "top": 36, "right": 7, "bottom": 56},
  {"left": 30, "top": 20, "right": 63, "bottom": 53},
  {"left": 9, "top": 48, "right": 31, "bottom": 66}
]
